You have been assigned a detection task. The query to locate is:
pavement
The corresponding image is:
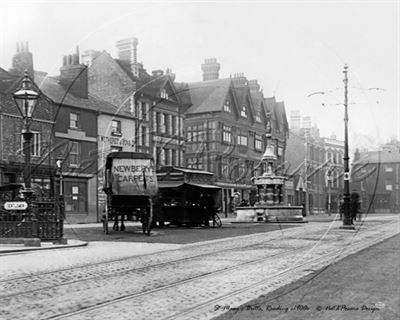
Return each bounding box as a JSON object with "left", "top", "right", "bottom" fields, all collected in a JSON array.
[
  {"left": 0, "top": 212, "right": 390, "bottom": 253},
  {"left": 0, "top": 215, "right": 238, "bottom": 254},
  {"left": 214, "top": 232, "right": 400, "bottom": 320}
]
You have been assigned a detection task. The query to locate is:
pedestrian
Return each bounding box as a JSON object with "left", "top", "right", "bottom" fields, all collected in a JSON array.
[
  {"left": 199, "top": 193, "right": 209, "bottom": 227},
  {"left": 301, "top": 200, "right": 306, "bottom": 217},
  {"left": 339, "top": 198, "right": 344, "bottom": 220},
  {"left": 350, "top": 192, "right": 361, "bottom": 224},
  {"left": 205, "top": 193, "right": 215, "bottom": 227}
]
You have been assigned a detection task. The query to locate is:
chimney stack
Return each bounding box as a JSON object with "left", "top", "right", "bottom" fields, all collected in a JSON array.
[
  {"left": 116, "top": 37, "right": 139, "bottom": 78},
  {"left": 60, "top": 46, "right": 88, "bottom": 98},
  {"left": 152, "top": 70, "right": 164, "bottom": 77},
  {"left": 290, "top": 110, "right": 301, "bottom": 130},
  {"left": 248, "top": 80, "right": 260, "bottom": 91},
  {"left": 166, "top": 68, "right": 176, "bottom": 81},
  {"left": 9, "top": 41, "right": 34, "bottom": 80},
  {"left": 232, "top": 72, "right": 247, "bottom": 86},
  {"left": 201, "top": 58, "right": 220, "bottom": 81}
]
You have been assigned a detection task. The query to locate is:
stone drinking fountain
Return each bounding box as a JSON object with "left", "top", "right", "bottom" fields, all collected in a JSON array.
[{"left": 236, "top": 128, "right": 304, "bottom": 223}]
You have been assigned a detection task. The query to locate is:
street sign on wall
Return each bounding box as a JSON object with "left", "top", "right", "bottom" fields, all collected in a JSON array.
[{"left": 4, "top": 201, "right": 28, "bottom": 210}]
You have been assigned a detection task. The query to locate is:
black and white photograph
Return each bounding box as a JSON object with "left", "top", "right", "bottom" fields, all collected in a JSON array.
[{"left": 0, "top": 0, "right": 399, "bottom": 319}]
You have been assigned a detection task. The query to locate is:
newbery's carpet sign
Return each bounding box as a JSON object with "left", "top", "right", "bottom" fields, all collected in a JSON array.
[{"left": 111, "top": 158, "right": 158, "bottom": 195}]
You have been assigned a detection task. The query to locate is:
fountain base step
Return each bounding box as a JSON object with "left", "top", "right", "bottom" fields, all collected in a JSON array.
[{"left": 236, "top": 205, "right": 305, "bottom": 223}]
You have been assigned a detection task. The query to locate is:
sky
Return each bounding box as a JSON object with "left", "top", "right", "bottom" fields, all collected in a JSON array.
[{"left": 1, "top": 0, "right": 399, "bottom": 149}]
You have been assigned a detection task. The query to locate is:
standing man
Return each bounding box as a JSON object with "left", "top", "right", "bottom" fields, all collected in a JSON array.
[
  {"left": 205, "top": 193, "right": 215, "bottom": 227},
  {"left": 350, "top": 192, "right": 361, "bottom": 224}
]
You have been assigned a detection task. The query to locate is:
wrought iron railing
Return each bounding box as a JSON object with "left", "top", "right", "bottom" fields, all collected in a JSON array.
[{"left": 0, "top": 197, "right": 64, "bottom": 241}]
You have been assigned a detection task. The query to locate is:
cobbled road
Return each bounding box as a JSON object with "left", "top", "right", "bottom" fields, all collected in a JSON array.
[{"left": 0, "top": 215, "right": 398, "bottom": 320}]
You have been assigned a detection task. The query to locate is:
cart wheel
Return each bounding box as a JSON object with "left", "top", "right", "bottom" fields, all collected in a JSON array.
[{"left": 210, "top": 214, "right": 222, "bottom": 228}]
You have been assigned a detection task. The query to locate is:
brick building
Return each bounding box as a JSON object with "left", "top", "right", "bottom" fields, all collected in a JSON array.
[
  {"left": 36, "top": 50, "right": 116, "bottom": 223},
  {"left": 322, "top": 135, "right": 344, "bottom": 212},
  {"left": 352, "top": 143, "right": 400, "bottom": 213},
  {"left": 286, "top": 110, "right": 344, "bottom": 214},
  {"left": 0, "top": 43, "right": 57, "bottom": 197},
  {"left": 179, "top": 59, "right": 288, "bottom": 215},
  {"left": 88, "top": 38, "right": 185, "bottom": 170}
]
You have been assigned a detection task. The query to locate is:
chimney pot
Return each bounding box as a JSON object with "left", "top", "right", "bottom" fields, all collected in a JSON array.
[
  {"left": 9, "top": 41, "right": 34, "bottom": 80},
  {"left": 201, "top": 58, "right": 220, "bottom": 81},
  {"left": 152, "top": 69, "right": 164, "bottom": 77}
]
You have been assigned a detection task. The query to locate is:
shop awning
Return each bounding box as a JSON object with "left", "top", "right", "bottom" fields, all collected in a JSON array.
[
  {"left": 158, "top": 181, "right": 184, "bottom": 188},
  {"left": 188, "top": 183, "right": 221, "bottom": 189}
]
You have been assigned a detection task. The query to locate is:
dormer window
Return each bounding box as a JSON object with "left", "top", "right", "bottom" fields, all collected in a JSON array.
[
  {"left": 223, "top": 100, "right": 231, "bottom": 113},
  {"left": 241, "top": 105, "right": 247, "bottom": 118},
  {"left": 255, "top": 108, "right": 262, "bottom": 122},
  {"left": 160, "top": 88, "right": 169, "bottom": 100}
]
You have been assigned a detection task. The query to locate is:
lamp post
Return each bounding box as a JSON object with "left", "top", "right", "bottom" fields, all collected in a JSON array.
[
  {"left": 326, "top": 168, "right": 332, "bottom": 216},
  {"left": 56, "top": 156, "right": 64, "bottom": 196},
  {"left": 13, "top": 71, "right": 40, "bottom": 198}
]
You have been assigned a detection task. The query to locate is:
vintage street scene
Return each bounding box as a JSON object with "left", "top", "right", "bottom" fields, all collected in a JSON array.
[{"left": 0, "top": 1, "right": 399, "bottom": 319}]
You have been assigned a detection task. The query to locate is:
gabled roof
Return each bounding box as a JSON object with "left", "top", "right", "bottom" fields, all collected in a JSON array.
[
  {"left": 275, "top": 101, "right": 289, "bottom": 134},
  {"left": 234, "top": 85, "right": 255, "bottom": 123},
  {"left": 174, "top": 82, "right": 193, "bottom": 112},
  {"left": 185, "top": 78, "right": 233, "bottom": 114},
  {"left": 114, "top": 59, "right": 150, "bottom": 81},
  {"left": 0, "top": 68, "right": 18, "bottom": 93},
  {"left": 35, "top": 74, "right": 115, "bottom": 113},
  {"left": 263, "top": 96, "right": 289, "bottom": 135},
  {"left": 137, "top": 74, "right": 180, "bottom": 104},
  {"left": 249, "top": 89, "right": 268, "bottom": 125},
  {"left": 90, "top": 51, "right": 136, "bottom": 90},
  {"left": 263, "top": 96, "right": 276, "bottom": 113}
]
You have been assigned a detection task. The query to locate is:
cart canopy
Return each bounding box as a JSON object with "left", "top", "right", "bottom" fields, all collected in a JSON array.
[
  {"left": 158, "top": 182, "right": 220, "bottom": 189},
  {"left": 105, "top": 152, "right": 158, "bottom": 196}
]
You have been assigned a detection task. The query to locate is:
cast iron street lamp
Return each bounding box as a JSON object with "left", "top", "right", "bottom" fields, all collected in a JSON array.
[
  {"left": 13, "top": 71, "right": 40, "bottom": 198},
  {"left": 56, "top": 156, "right": 64, "bottom": 196}
]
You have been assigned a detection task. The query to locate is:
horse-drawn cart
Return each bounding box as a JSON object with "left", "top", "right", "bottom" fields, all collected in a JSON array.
[{"left": 102, "top": 152, "right": 158, "bottom": 235}]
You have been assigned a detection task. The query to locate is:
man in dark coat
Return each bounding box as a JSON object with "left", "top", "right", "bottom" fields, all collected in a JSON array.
[
  {"left": 204, "top": 193, "right": 215, "bottom": 227},
  {"left": 350, "top": 192, "right": 361, "bottom": 224}
]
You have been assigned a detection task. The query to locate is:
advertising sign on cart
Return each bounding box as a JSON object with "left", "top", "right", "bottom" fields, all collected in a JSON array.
[{"left": 110, "top": 158, "right": 158, "bottom": 196}]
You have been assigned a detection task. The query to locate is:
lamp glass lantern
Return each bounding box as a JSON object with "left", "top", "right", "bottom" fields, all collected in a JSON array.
[
  {"left": 13, "top": 71, "right": 39, "bottom": 120},
  {"left": 12, "top": 71, "right": 40, "bottom": 197}
]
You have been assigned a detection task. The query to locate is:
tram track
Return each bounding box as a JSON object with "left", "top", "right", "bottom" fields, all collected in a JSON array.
[
  {"left": 2, "top": 221, "right": 397, "bottom": 320},
  {"left": 0, "top": 228, "right": 293, "bottom": 283},
  {"left": 0, "top": 232, "right": 303, "bottom": 299},
  {"left": 45, "top": 231, "right": 396, "bottom": 320},
  {"left": 0, "top": 228, "right": 329, "bottom": 320},
  {"left": 47, "top": 246, "right": 305, "bottom": 320},
  {"left": 166, "top": 234, "right": 394, "bottom": 320}
]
